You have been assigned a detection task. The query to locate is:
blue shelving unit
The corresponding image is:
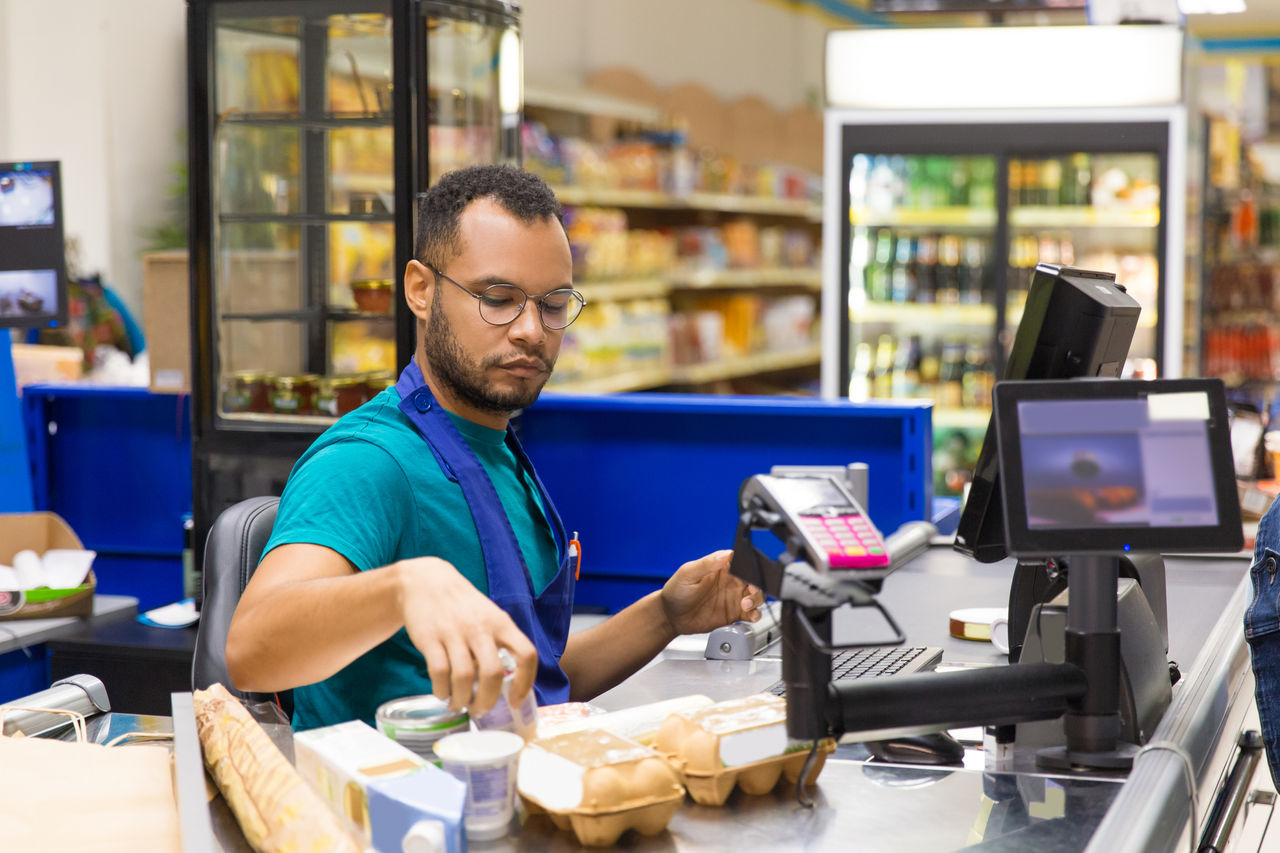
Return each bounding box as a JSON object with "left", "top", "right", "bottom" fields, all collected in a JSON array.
[{"left": 517, "top": 392, "right": 933, "bottom": 612}]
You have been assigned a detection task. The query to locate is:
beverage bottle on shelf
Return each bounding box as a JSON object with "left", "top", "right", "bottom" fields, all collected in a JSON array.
[
  {"left": 891, "top": 236, "right": 916, "bottom": 303},
  {"left": 970, "top": 158, "right": 996, "bottom": 209},
  {"left": 919, "top": 339, "right": 941, "bottom": 400},
  {"left": 888, "top": 156, "right": 908, "bottom": 207},
  {"left": 1021, "top": 160, "right": 1040, "bottom": 205},
  {"left": 850, "top": 229, "right": 871, "bottom": 300},
  {"left": 849, "top": 341, "right": 873, "bottom": 402},
  {"left": 1066, "top": 152, "right": 1092, "bottom": 206},
  {"left": 904, "top": 157, "right": 924, "bottom": 208},
  {"left": 867, "top": 229, "right": 894, "bottom": 302},
  {"left": 937, "top": 234, "right": 961, "bottom": 304},
  {"left": 849, "top": 154, "right": 871, "bottom": 209},
  {"left": 1007, "top": 159, "right": 1023, "bottom": 207},
  {"left": 960, "top": 237, "right": 987, "bottom": 305},
  {"left": 867, "top": 156, "right": 895, "bottom": 211},
  {"left": 873, "top": 335, "right": 895, "bottom": 399},
  {"left": 939, "top": 340, "right": 965, "bottom": 408},
  {"left": 960, "top": 343, "right": 991, "bottom": 408},
  {"left": 890, "top": 338, "right": 911, "bottom": 398},
  {"left": 915, "top": 234, "right": 938, "bottom": 304},
  {"left": 1041, "top": 158, "right": 1063, "bottom": 208},
  {"left": 949, "top": 158, "right": 970, "bottom": 207}
]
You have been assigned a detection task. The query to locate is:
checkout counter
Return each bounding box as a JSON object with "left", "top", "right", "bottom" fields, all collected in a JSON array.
[{"left": 46, "top": 543, "right": 1258, "bottom": 852}]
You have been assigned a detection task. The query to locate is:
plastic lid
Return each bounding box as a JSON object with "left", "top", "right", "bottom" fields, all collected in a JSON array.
[{"left": 401, "top": 818, "right": 446, "bottom": 853}]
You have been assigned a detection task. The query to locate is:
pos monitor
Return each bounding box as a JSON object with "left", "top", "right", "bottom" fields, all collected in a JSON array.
[
  {"left": 953, "top": 264, "right": 1141, "bottom": 563},
  {"left": 0, "top": 160, "right": 67, "bottom": 330},
  {"left": 992, "top": 378, "right": 1243, "bottom": 557}
]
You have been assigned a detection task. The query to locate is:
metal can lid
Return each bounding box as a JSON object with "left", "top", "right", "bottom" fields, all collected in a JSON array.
[
  {"left": 351, "top": 278, "right": 394, "bottom": 291},
  {"left": 376, "top": 695, "right": 469, "bottom": 732}
]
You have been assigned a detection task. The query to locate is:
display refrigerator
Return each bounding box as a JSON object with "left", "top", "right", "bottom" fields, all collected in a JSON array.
[
  {"left": 186, "top": 0, "right": 522, "bottom": 566},
  {"left": 819, "top": 107, "right": 1186, "bottom": 500}
]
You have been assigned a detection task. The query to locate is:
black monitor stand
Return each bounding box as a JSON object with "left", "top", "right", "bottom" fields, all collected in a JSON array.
[{"left": 1034, "top": 553, "right": 1139, "bottom": 771}]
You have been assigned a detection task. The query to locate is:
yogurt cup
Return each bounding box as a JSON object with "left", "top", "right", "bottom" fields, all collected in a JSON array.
[{"left": 433, "top": 729, "right": 525, "bottom": 840}]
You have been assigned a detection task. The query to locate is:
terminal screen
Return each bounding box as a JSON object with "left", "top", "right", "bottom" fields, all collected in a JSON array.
[{"left": 1014, "top": 392, "right": 1217, "bottom": 530}]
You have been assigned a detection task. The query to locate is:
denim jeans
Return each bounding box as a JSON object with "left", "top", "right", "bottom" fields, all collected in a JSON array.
[{"left": 1246, "top": 499, "right": 1280, "bottom": 786}]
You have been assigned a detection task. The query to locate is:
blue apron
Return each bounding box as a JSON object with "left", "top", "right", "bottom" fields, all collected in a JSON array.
[{"left": 395, "top": 361, "right": 573, "bottom": 705}]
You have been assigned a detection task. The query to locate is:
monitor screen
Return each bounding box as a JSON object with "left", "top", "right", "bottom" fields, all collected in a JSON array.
[
  {"left": 952, "top": 263, "right": 1141, "bottom": 562},
  {"left": 993, "top": 378, "right": 1242, "bottom": 556},
  {"left": 0, "top": 161, "right": 67, "bottom": 329}
]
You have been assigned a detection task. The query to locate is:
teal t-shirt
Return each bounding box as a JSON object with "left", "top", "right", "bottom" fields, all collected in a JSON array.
[{"left": 261, "top": 386, "right": 562, "bottom": 731}]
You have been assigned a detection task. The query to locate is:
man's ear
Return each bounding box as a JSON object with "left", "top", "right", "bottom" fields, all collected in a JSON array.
[{"left": 404, "top": 259, "right": 432, "bottom": 322}]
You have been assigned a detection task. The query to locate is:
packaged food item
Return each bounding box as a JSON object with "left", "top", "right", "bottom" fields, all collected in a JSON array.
[
  {"left": 471, "top": 648, "right": 538, "bottom": 741},
  {"left": 294, "top": 719, "right": 466, "bottom": 853},
  {"left": 223, "top": 371, "right": 275, "bottom": 414},
  {"left": 376, "top": 695, "right": 470, "bottom": 765},
  {"left": 517, "top": 729, "right": 685, "bottom": 847},
  {"left": 193, "top": 683, "right": 361, "bottom": 853},
  {"left": 433, "top": 729, "right": 525, "bottom": 841},
  {"left": 652, "top": 693, "right": 835, "bottom": 806},
  {"left": 537, "top": 695, "right": 713, "bottom": 745}
]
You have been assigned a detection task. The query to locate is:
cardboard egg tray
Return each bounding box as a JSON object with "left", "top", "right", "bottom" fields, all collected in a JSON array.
[
  {"left": 652, "top": 693, "right": 836, "bottom": 806},
  {"left": 516, "top": 729, "right": 685, "bottom": 847}
]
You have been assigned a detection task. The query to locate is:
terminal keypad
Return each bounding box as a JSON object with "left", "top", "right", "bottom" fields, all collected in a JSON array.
[{"left": 801, "top": 512, "right": 890, "bottom": 569}]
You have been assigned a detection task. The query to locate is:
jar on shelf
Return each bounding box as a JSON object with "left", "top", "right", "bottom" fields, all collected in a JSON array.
[
  {"left": 364, "top": 369, "right": 395, "bottom": 399},
  {"left": 223, "top": 371, "right": 275, "bottom": 414},
  {"left": 350, "top": 278, "right": 394, "bottom": 314},
  {"left": 331, "top": 376, "right": 367, "bottom": 415},
  {"left": 270, "top": 374, "right": 320, "bottom": 415}
]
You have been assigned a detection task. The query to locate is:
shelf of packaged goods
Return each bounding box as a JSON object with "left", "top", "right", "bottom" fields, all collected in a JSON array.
[
  {"left": 666, "top": 268, "right": 822, "bottom": 290},
  {"left": 547, "top": 364, "right": 674, "bottom": 395},
  {"left": 550, "top": 185, "right": 820, "bottom": 220},
  {"left": 217, "top": 112, "right": 393, "bottom": 128},
  {"left": 669, "top": 346, "right": 822, "bottom": 385},
  {"left": 577, "top": 279, "right": 671, "bottom": 303},
  {"left": 933, "top": 406, "right": 992, "bottom": 430},
  {"left": 331, "top": 174, "right": 395, "bottom": 194},
  {"left": 219, "top": 411, "right": 337, "bottom": 427},
  {"left": 217, "top": 212, "right": 395, "bottom": 224},
  {"left": 1009, "top": 207, "right": 1160, "bottom": 228},
  {"left": 219, "top": 309, "right": 395, "bottom": 322},
  {"left": 848, "top": 207, "right": 997, "bottom": 228},
  {"left": 852, "top": 301, "right": 996, "bottom": 327}
]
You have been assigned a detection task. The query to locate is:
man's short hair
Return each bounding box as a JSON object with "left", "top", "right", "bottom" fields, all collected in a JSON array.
[{"left": 414, "top": 164, "right": 563, "bottom": 267}]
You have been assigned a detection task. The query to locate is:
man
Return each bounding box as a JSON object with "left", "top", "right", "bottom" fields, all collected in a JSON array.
[{"left": 225, "top": 165, "right": 763, "bottom": 730}]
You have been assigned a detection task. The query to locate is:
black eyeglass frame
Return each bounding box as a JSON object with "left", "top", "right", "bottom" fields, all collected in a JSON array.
[{"left": 426, "top": 264, "right": 587, "bottom": 330}]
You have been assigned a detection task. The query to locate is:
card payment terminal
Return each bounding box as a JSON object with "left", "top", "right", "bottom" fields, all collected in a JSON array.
[{"left": 739, "top": 473, "right": 891, "bottom": 577}]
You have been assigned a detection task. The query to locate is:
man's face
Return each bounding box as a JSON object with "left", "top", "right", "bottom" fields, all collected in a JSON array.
[{"left": 417, "top": 198, "right": 573, "bottom": 425}]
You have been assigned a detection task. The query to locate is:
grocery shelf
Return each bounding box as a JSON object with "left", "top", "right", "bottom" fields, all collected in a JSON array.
[
  {"left": 853, "top": 301, "right": 997, "bottom": 327},
  {"left": 551, "top": 185, "right": 820, "bottom": 220},
  {"left": 1009, "top": 206, "right": 1160, "bottom": 228},
  {"left": 848, "top": 207, "right": 997, "bottom": 228},
  {"left": 934, "top": 407, "right": 992, "bottom": 430},
  {"left": 577, "top": 279, "right": 671, "bottom": 303},
  {"left": 548, "top": 365, "right": 673, "bottom": 394},
  {"left": 667, "top": 268, "right": 822, "bottom": 290},
  {"left": 669, "top": 346, "right": 822, "bottom": 385}
]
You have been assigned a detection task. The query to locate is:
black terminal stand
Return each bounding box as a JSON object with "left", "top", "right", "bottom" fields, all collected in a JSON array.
[
  {"left": 1035, "top": 553, "right": 1139, "bottom": 771},
  {"left": 731, "top": 494, "right": 1087, "bottom": 747}
]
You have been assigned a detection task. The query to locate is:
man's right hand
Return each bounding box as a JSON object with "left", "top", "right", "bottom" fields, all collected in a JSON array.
[{"left": 395, "top": 556, "right": 538, "bottom": 717}]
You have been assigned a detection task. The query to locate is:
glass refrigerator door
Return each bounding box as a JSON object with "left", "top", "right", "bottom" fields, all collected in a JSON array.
[
  {"left": 211, "top": 5, "right": 396, "bottom": 425},
  {"left": 846, "top": 153, "right": 1000, "bottom": 436},
  {"left": 1005, "top": 152, "right": 1162, "bottom": 377}
]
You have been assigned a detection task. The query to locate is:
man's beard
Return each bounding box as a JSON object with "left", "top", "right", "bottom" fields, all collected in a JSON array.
[{"left": 423, "top": 291, "right": 555, "bottom": 416}]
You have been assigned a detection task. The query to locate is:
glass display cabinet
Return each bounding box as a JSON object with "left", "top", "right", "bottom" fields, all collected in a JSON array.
[{"left": 187, "top": 0, "right": 521, "bottom": 564}]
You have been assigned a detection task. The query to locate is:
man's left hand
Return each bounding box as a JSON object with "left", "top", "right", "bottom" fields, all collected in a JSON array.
[{"left": 659, "top": 549, "right": 764, "bottom": 636}]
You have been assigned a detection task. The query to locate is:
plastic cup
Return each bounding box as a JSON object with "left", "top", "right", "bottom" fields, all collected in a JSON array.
[{"left": 433, "top": 729, "right": 525, "bottom": 840}]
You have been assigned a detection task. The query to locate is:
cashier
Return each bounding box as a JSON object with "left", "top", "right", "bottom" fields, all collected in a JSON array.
[{"left": 224, "top": 165, "right": 764, "bottom": 731}]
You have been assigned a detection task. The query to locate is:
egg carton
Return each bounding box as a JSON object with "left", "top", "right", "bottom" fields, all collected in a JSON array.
[
  {"left": 653, "top": 693, "right": 836, "bottom": 806},
  {"left": 516, "top": 729, "right": 685, "bottom": 847}
]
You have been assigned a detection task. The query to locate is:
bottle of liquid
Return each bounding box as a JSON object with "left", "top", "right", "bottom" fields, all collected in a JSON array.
[
  {"left": 849, "top": 341, "right": 873, "bottom": 402},
  {"left": 873, "top": 335, "right": 895, "bottom": 399},
  {"left": 891, "top": 236, "right": 916, "bottom": 303},
  {"left": 937, "top": 234, "right": 961, "bottom": 305},
  {"left": 867, "top": 229, "right": 894, "bottom": 303},
  {"left": 915, "top": 234, "right": 938, "bottom": 304}
]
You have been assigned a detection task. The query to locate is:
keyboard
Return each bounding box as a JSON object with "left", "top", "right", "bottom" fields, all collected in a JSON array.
[{"left": 766, "top": 645, "right": 943, "bottom": 696}]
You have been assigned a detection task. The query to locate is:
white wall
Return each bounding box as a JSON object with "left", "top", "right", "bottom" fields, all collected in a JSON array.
[
  {"left": 0, "top": 0, "right": 827, "bottom": 322},
  {"left": 523, "top": 0, "right": 829, "bottom": 110},
  {"left": 0, "top": 0, "right": 187, "bottom": 320}
]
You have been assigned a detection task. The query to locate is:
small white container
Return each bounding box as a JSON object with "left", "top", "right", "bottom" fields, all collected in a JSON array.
[{"left": 433, "top": 729, "right": 525, "bottom": 841}]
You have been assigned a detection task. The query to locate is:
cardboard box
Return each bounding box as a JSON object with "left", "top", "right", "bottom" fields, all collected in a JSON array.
[
  {"left": 0, "top": 512, "right": 95, "bottom": 619},
  {"left": 142, "top": 250, "right": 191, "bottom": 394},
  {"left": 10, "top": 343, "right": 83, "bottom": 391}
]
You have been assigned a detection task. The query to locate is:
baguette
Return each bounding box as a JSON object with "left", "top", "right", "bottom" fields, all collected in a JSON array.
[{"left": 193, "top": 683, "right": 361, "bottom": 853}]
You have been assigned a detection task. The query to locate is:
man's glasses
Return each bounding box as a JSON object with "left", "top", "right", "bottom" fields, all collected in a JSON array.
[{"left": 428, "top": 265, "right": 586, "bottom": 330}]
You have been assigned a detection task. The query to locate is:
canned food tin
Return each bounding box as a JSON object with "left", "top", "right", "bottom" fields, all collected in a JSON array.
[{"left": 376, "top": 695, "right": 470, "bottom": 764}]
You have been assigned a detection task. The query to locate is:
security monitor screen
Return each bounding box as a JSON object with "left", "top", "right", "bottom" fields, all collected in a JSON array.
[
  {"left": 993, "top": 378, "right": 1242, "bottom": 556},
  {"left": 1014, "top": 394, "right": 1217, "bottom": 530},
  {"left": 0, "top": 168, "right": 55, "bottom": 226}
]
